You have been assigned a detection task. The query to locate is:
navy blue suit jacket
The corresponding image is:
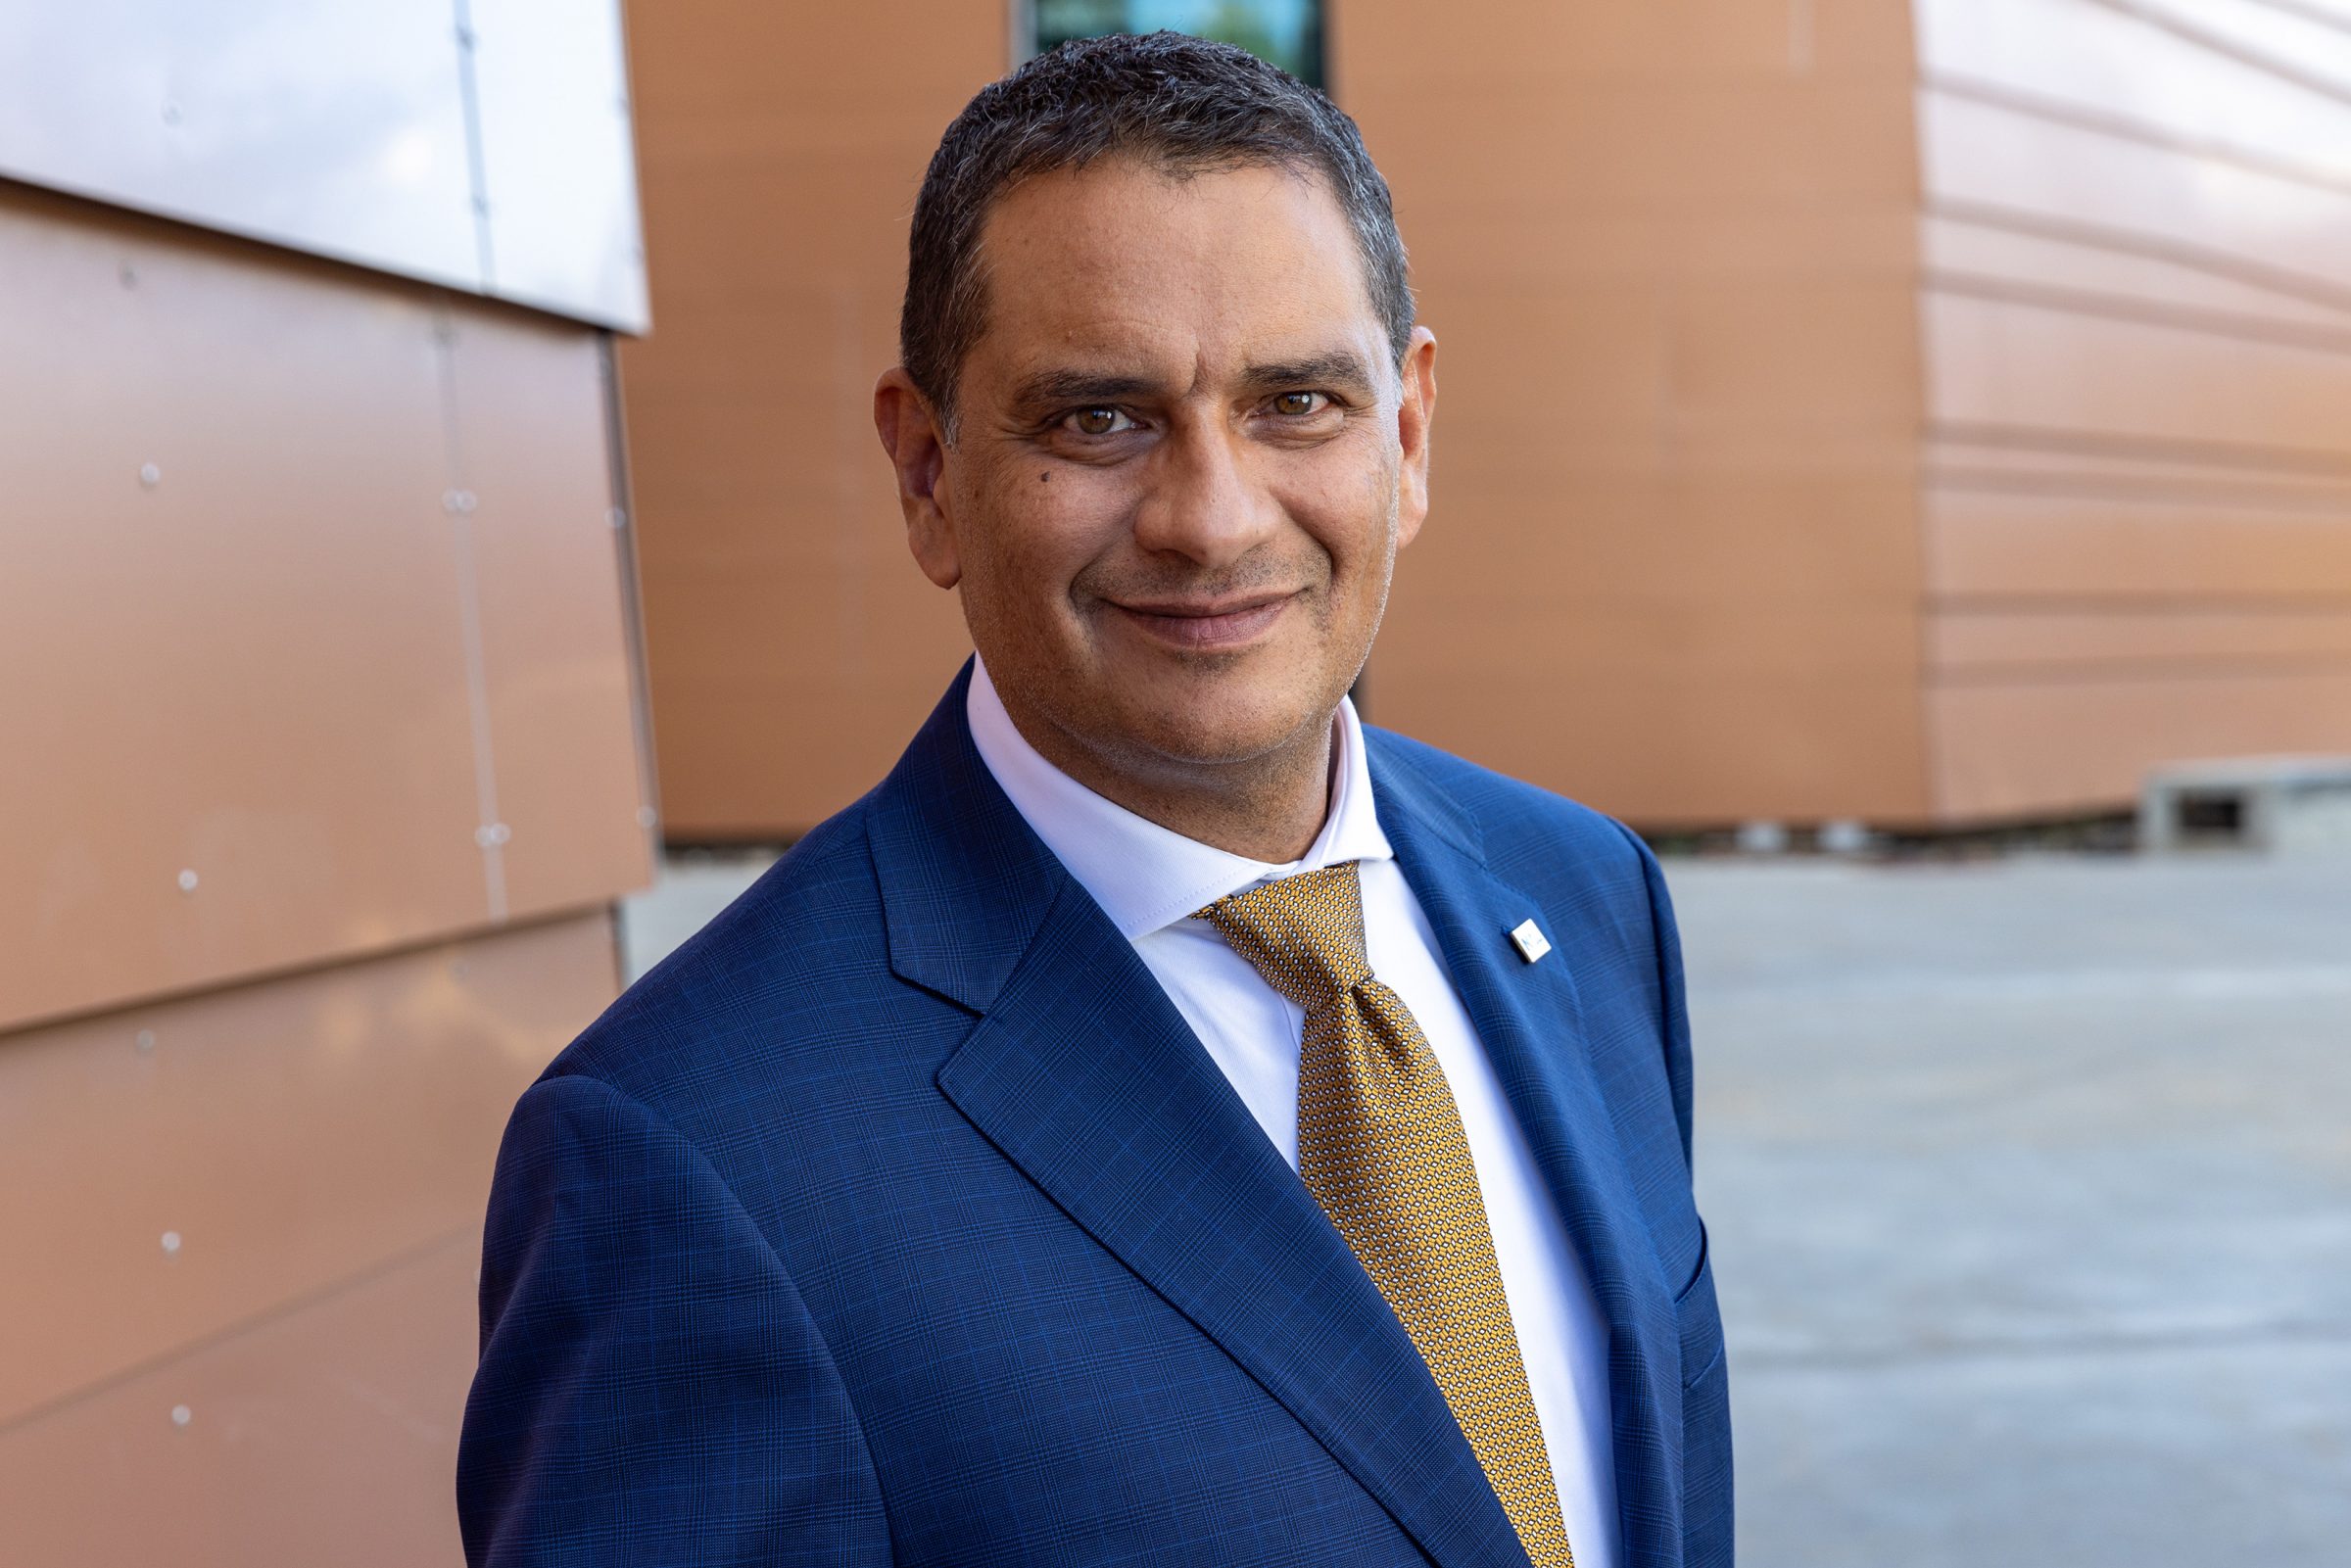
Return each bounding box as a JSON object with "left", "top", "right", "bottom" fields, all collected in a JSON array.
[{"left": 457, "top": 665, "right": 1730, "bottom": 1567}]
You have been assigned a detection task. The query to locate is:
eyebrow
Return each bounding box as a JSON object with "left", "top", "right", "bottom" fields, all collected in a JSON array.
[
  {"left": 1236, "top": 352, "right": 1379, "bottom": 400},
  {"left": 1008, "top": 350, "right": 1382, "bottom": 417},
  {"left": 1010, "top": 369, "right": 1167, "bottom": 412}
]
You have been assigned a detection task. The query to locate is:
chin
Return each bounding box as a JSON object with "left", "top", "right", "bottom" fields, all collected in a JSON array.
[{"left": 1115, "top": 679, "right": 1329, "bottom": 769}]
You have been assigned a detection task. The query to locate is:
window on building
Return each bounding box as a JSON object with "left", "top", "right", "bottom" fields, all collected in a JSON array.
[{"left": 1032, "top": 1, "right": 1324, "bottom": 89}]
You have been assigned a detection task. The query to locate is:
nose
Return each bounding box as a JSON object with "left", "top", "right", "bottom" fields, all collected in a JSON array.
[{"left": 1128, "top": 414, "right": 1281, "bottom": 570}]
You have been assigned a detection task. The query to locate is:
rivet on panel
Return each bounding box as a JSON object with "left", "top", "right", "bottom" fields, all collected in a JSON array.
[
  {"left": 176, "top": 869, "right": 200, "bottom": 892},
  {"left": 607, "top": 507, "right": 628, "bottom": 530},
  {"left": 139, "top": 462, "right": 162, "bottom": 488},
  {"left": 455, "top": 23, "right": 475, "bottom": 48},
  {"left": 459, "top": 490, "right": 478, "bottom": 513},
  {"left": 135, "top": 1028, "right": 157, "bottom": 1052},
  {"left": 161, "top": 1230, "right": 182, "bottom": 1259},
  {"left": 471, "top": 194, "right": 491, "bottom": 216},
  {"left": 170, "top": 1404, "right": 193, "bottom": 1428},
  {"left": 475, "top": 823, "right": 511, "bottom": 848}
]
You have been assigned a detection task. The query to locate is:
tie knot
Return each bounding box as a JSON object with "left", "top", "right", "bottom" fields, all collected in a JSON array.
[{"left": 1196, "top": 861, "right": 1371, "bottom": 1008}]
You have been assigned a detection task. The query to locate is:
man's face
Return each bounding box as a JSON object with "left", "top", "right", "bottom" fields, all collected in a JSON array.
[{"left": 886, "top": 157, "right": 1436, "bottom": 788}]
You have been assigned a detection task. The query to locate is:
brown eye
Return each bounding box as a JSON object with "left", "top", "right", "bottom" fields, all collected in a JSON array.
[
  {"left": 1272, "top": 392, "right": 1323, "bottom": 416},
  {"left": 1071, "top": 407, "right": 1124, "bottom": 436}
]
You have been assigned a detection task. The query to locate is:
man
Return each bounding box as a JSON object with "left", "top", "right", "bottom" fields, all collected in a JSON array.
[{"left": 458, "top": 31, "right": 1728, "bottom": 1568}]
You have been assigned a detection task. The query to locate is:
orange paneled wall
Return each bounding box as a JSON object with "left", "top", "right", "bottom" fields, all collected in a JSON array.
[
  {"left": 623, "top": 0, "right": 1936, "bottom": 835},
  {"left": 1915, "top": 0, "right": 2351, "bottom": 817},
  {"left": 0, "top": 916, "right": 618, "bottom": 1565},
  {"left": 1, "top": 182, "right": 650, "bottom": 1565},
  {"left": 1334, "top": 0, "right": 1933, "bottom": 827},
  {"left": 618, "top": 0, "right": 2351, "bottom": 833},
  {"left": 620, "top": 0, "right": 1007, "bottom": 836},
  {"left": 1, "top": 186, "right": 652, "bottom": 1032},
  {"left": 3, "top": 3, "right": 652, "bottom": 1559}
]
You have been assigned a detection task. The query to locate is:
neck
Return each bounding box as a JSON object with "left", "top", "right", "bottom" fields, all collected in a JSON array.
[{"left": 998, "top": 693, "right": 1339, "bottom": 865}]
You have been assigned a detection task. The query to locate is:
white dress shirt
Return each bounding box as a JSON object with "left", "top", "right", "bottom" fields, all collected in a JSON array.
[{"left": 966, "top": 656, "right": 1619, "bottom": 1568}]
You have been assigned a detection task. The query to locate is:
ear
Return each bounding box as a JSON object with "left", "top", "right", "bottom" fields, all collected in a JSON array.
[
  {"left": 873, "top": 367, "right": 961, "bottom": 589},
  {"left": 1393, "top": 326, "right": 1438, "bottom": 550}
]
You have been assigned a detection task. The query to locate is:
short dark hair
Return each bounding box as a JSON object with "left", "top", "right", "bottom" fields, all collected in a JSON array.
[{"left": 900, "top": 30, "right": 1414, "bottom": 434}]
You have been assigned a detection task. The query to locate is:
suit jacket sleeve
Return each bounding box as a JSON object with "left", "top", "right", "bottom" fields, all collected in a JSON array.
[{"left": 457, "top": 1071, "right": 892, "bottom": 1567}]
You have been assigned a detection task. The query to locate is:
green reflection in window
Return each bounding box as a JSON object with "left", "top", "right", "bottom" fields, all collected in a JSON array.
[{"left": 1033, "top": 1, "right": 1324, "bottom": 88}]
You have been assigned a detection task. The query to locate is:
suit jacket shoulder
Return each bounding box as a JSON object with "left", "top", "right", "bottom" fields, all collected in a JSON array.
[
  {"left": 530, "top": 791, "right": 959, "bottom": 1161},
  {"left": 563, "top": 800, "right": 852, "bottom": 1038}
]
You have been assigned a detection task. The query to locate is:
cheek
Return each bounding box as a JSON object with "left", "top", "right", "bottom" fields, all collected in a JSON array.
[
  {"left": 964, "top": 467, "right": 1119, "bottom": 610},
  {"left": 1278, "top": 444, "right": 1398, "bottom": 577}
]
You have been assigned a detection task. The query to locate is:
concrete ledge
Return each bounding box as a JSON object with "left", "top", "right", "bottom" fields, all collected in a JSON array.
[{"left": 2140, "top": 756, "right": 2351, "bottom": 854}]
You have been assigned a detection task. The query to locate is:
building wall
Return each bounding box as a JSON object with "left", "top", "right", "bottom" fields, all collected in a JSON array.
[
  {"left": 1, "top": 186, "right": 652, "bottom": 1031},
  {"left": 1914, "top": 0, "right": 2351, "bottom": 817},
  {"left": 1333, "top": 0, "right": 1933, "bottom": 828},
  {"left": 620, "top": 0, "right": 1007, "bottom": 836},
  {"left": 0, "top": 0, "right": 648, "bottom": 329},
  {"left": 0, "top": 5, "right": 653, "bottom": 1560},
  {"left": 0, "top": 916, "right": 616, "bottom": 1565},
  {"left": 618, "top": 0, "right": 2351, "bottom": 835},
  {"left": 621, "top": 0, "right": 1941, "bottom": 835}
]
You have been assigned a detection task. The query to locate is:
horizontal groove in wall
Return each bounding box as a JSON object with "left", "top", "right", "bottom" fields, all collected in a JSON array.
[
  {"left": 1929, "top": 421, "right": 2351, "bottom": 479},
  {"left": 0, "top": 1219, "right": 484, "bottom": 1568},
  {"left": 1927, "top": 198, "right": 2351, "bottom": 319},
  {"left": 1926, "top": 465, "right": 2351, "bottom": 513},
  {"left": 1930, "top": 593, "right": 2351, "bottom": 610},
  {"left": 2079, "top": 0, "right": 2351, "bottom": 111},
  {"left": 1928, "top": 433, "right": 2351, "bottom": 482},
  {"left": 1922, "top": 71, "right": 2351, "bottom": 199},
  {"left": 1926, "top": 270, "right": 2351, "bottom": 356},
  {"left": 0, "top": 1225, "right": 476, "bottom": 1444},
  {"left": 1928, "top": 653, "right": 2351, "bottom": 686},
  {"left": 0, "top": 898, "right": 614, "bottom": 1045}
]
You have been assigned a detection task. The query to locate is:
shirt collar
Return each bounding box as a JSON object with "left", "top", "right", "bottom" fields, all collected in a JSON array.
[{"left": 966, "top": 653, "right": 1394, "bottom": 940}]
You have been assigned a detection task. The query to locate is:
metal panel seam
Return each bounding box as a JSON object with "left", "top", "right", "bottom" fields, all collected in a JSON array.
[{"left": 433, "top": 303, "right": 510, "bottom": 923}]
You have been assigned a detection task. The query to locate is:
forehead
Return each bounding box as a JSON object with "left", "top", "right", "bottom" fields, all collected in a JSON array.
[{"left": 968, "top": 158, "right": 1384, "bottom": 387}]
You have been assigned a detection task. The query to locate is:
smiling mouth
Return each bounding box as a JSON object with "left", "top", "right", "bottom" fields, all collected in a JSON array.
[{"left": 1107, "top": 591, "right": 1298, "bottom": 652}]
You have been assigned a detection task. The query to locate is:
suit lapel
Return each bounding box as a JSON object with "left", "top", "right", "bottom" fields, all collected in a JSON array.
[
  {"left": 1367, "top": 738, "right": 1684, "bottom": 1568},
  {"left": 874, "top": 667, "right": 1532, "bottom": 1568}
]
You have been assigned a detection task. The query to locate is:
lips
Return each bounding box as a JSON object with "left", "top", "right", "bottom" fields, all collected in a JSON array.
[{"left": 1107, "top": 591, "right": 1296, "bottom": 652}]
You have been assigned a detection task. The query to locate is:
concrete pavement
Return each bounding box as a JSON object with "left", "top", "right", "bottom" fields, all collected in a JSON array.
[{"left": 1671, "top": 852, "right": 2351, "bottom": 1566}]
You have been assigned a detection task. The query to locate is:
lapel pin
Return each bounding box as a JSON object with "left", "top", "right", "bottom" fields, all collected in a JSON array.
[{"left": 1509, "top": 919, "right": 1552, "bottom": 965}]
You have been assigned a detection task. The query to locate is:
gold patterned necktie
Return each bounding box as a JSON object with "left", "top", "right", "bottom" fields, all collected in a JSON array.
[{"left": 1197, "top": 860, "right": 1575, "bottom": 1568}]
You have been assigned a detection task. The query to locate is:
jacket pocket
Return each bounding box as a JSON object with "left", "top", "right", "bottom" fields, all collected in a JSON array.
[
  {"left": 1673, "top": 1221, "right": 1734, "bottom": 1564},
  {"left": 1673, "top": 1220, "right": 1724, "bottom": 1389}
]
